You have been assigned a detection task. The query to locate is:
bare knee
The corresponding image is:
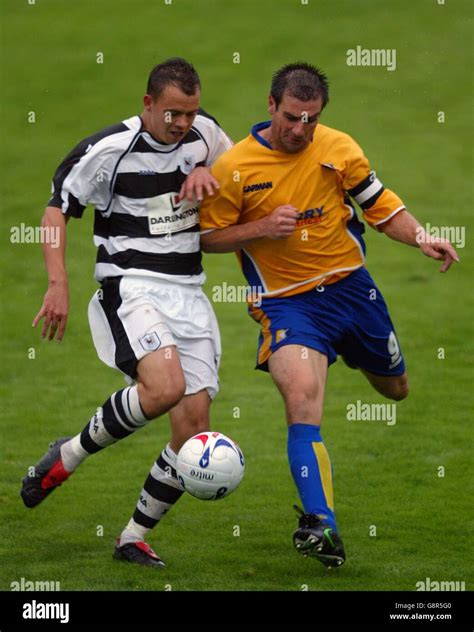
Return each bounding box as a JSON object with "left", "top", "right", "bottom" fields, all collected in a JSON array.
[
  {"left": 138, "top": 374, "right": 186, "bottom": 418},
  {"left": 174, "top": 408, "right": 209, "bottom": 441},
  {"left": 169, "top": 391, "right": 211, "bottom": 452},
  {"left": 147, "top": 382, "right": 186, "bottom": 415},
  {"left": 173, "top": 417, "right": 209, "bottom": 451},
  {"left": 185, "top": 415, "right": 209, "bottom": 437},
  {"left": 386, "top": 376, "right": 409, "bottom": 401},
  {"left": 391, "top": 385, "right": 409, "bottom": 401},
  {"left": 284, "top": 386, "right": 323, "bottom": 423},
  {"left": 363, "top": 369, "right": 409, "bottom": 402},
  {"left": 136, "top": 347, "right": 187, "bottom": 418}
]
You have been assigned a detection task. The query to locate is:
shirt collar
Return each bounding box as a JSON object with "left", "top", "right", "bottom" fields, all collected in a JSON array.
[{"left": 251, "top": 121, "right": 273, "bottom": 149}]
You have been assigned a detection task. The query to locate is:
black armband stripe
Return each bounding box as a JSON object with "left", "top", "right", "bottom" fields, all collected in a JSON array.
[
  {"left": 359, "top": 187, "right": 385, "bottom": 210},
  {"left": 347, "top": 172, "right": 376, "bottom": 198}
]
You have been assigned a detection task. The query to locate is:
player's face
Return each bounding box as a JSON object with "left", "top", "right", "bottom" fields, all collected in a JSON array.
[
  {"left": 143, "top": 85, "right": 200, "bottom": 145},
  {"left": 268, "top": 92, "right": 324, "bottom": 153}
]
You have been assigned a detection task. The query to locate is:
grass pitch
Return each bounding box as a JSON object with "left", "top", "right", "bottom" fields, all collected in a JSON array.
[{"left": 0, "top": 0, "right": 472, "bottom": 593}]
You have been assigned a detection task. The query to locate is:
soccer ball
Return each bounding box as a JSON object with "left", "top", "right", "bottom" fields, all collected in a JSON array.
[{"left": 176, "top": 431, "right": 245, "bottom": 500}]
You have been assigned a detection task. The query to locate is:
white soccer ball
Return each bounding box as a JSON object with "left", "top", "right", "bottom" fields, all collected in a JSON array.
[{"left": 176, "top": 431, "right": 245, "bottom": 500}]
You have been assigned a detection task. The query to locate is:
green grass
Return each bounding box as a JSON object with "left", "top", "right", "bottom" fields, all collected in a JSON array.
[{"left": 0, "top": 0, "right": 473, "bottom": 593}]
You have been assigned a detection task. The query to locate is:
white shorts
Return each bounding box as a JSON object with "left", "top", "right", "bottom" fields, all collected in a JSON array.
[{"left": 87, "top": 276, "right": 221, "bottom": 399}]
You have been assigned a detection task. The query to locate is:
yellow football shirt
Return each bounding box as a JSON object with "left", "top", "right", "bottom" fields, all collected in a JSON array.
[{"left": 199, "top": 121, "right": 405, "bottom": 298}]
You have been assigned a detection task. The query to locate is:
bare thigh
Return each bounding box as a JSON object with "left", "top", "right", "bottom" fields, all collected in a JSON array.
[{"left": 268, "top": 344, "right": 328, "bottom": 425}]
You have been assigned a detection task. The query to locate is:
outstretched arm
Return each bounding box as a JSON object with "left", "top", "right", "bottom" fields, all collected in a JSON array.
[
  {"left": 377, "top": 209, "right": 460, "bottom": 273},
  {"left": 32, "top": 206, "right": 70, "bottom": 341}
]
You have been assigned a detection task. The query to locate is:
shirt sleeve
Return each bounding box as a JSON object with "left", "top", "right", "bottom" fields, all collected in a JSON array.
[
  {"left": 199, "top": 154, "right": 242, "bottom": 232},
  {"left": 48, "top": 138, "right": 114, "bottom": 218},
  {"left": 341, "top": 136, "right": 405, "bottom": 228},
  {"left": 193, "top": 111, "right": 233, "bottom": 167},
  {"left": 205, "top": 125, "right": 233, "bottom": 166}
]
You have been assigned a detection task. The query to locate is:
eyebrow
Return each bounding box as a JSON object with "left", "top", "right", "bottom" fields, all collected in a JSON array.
[
  {"left": 165, "top": 109, "right": 199, "bottom": 116},
  {"left": 284, "top": 111, "right": 322, "bottom": 121}
]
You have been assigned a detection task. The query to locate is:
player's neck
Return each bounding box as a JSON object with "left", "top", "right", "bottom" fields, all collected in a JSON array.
[
  {"left": 258, "top": 124, "right": 282, "bottom": 151},
  {"left": 139, "top": 112, "right": 169, "bottom": 145},
  {"left": 258, "top": 125, "right": 272, "bottom": 143},
  {"left": 259, "top": 122, "right": 314, "bottom": 153},
  {"left": 258, "top": 124, "right": 291, "bottom": 153}
]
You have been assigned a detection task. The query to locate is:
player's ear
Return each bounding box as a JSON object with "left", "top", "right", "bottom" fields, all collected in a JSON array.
[
  {"left": 268, "top": 95, "right": 276, "bottom": 115},
  {"left": 143, "top": 94, "right": 153, "bottom": 110}
]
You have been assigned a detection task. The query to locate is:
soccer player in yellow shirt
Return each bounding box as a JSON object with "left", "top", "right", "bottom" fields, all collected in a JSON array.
[{"left": 199, "top": 62, "right": 459, "bottom": 568}]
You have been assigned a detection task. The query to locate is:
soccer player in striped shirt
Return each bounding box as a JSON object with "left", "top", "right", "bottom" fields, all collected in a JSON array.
[
  {"left": 199, "top": 62, "right": 459, "bottom": 568},
  {"left": 21, "top": 58, "right": 232, "bottom": 568}
]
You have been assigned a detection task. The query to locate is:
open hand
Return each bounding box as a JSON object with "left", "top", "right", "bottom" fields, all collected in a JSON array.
[
  {"left": 32, "top": 282, "right": 69, "bottom": 341},
  {"left": 178, "top": 166, "right": 220, "bottom": 203}
]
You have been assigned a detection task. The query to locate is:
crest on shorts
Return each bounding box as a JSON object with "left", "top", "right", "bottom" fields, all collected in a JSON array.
[
  {"left": 275, "top": 328, "right": 289, "bottom": 343},
  {"left": 139, "top": 331, "right": 161, "bottom": 352}
]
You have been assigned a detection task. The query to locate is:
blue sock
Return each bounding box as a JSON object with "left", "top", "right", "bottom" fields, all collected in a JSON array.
[{"left": 287, "top": 423, "right": 337, "bottom": 531}]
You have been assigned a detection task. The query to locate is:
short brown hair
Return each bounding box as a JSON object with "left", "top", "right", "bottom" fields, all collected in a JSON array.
[
  {"left": 271, "top": 62, "right": 329, "bottom": 108},
  {"left": 146, "top": 57, "right": 200, "bottom": 100}
]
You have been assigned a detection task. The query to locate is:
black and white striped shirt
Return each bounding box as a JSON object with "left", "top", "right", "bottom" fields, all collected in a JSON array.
[{"left": 49, "top": 110, "right": 232, "bottom": 284}]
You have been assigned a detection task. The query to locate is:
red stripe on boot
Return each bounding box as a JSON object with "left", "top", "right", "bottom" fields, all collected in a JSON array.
[{"left": 41, "top": 459, "right": 72, "bottom": 490}]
